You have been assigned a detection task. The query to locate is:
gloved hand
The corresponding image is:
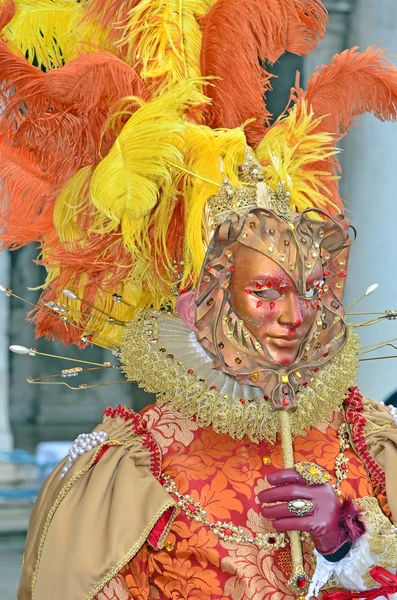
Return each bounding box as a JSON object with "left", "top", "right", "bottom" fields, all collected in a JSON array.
[{"left": 258, "top": 468, "right": 365, "bottom": 557}]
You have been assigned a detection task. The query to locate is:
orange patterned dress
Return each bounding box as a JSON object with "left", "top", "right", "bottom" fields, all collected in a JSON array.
[{"left": 94, "top": 389, "right": 379, "bottom": 600}]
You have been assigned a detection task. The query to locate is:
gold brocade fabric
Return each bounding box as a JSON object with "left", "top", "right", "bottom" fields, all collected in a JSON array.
[{"left": 121, "top": 312, "right": 359, "bottom": 443}]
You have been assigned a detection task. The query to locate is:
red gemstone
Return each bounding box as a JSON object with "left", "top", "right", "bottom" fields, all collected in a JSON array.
[
  {"left": 267, "top": 536, "right": 277, "bottom": 544},
  {"left": 305, "top": 301, "right": 309, "bottom": 309},
  {"left": 323, "top": 352, "right": 329, "bottom": 357},
  {"left": 229, "top": 265, "right": 235, "bottom": 272},
  {"left": 266, "top": 280, "right": 272, "bottom": 288},
  {"left": 297, "top": 575, "right": 307, "bottom": 588},
  {"left": 312, "top": 301, "right": 318, "bottom": 308},
  {"left": 167, "top": 354, "right": 174, "bottom": 358},
  {"left": 188, "top": 504, "right": 196, "bottom": 512},
  {"left": 269, "top": 301, "right": 275, "bottom": 310},
  {"left": 264, "top": 395, "right": 269, "bottom": 400},
  {"left": 210, "top": 385, "right": 217, "bottom": 390},
  {"left": 339, "top": 272, "right": 347, "bottom": 277},
  {"left": 179, "top": 288, "right": 188, "bottom": 295},
  {"left": 159, "top": 477, "right": 165, "bottom": 485},
  {"left": 324, "top": 270, "right": 330, "bottom": 276},
  {"left": 240, "top": 399, "right": 245, "bottom": 404},
  {"left": 313, "top": 368, "right": 319, "bottom": 372},
  {"left": 341, "top": 462, "right": 347, "bottom": 470},
  {"left": 256, "top": 282, "right": 262, "bottom": 289},
  {"left": 224, "top": 528, "right": 232, "bottom": 536},
  {"left": 279, "top": 284, "right": 286, "bottom": 292},
  {"left": 187, "top": 369, "right": 194, "bottom": 374},
  {"left": 245, "top": 288, "right": 252, "bottom": 294},
  {"left": 256, "top": 301, "right": 263, "bottom": 308},
  {"left": 282, "top": 398, "right": 289, "bottom": 406}
]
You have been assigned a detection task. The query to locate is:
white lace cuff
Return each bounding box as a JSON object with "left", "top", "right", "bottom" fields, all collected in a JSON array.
[{"left": 308, "top": 534, "right": 397, "bottom": 599}]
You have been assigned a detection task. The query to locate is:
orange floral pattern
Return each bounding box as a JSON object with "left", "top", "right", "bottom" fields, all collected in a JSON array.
[{"left": 95, "top": 400, "right": 380, "bottom": 600}]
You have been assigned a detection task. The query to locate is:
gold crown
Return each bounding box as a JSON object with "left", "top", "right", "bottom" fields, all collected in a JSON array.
[{"left": 206, "top": 147, "right": 293, "bottom": 228}]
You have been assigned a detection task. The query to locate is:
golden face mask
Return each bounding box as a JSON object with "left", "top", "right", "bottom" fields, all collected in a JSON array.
[{"left": 194, "top": 207, "right": 351, "bottom": 410}]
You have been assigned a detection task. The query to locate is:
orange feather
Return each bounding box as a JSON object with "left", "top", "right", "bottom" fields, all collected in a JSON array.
[
  {"left": 296, "top": 46, "right": 397, "bottom": 137},
  {"left": 200, "top": 0, "right": 327, "bottom": 146}
]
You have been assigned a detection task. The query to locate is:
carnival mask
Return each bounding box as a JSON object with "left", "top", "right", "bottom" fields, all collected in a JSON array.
[{"left": 193, "top": 207, "right": 351, "bottom": 410}]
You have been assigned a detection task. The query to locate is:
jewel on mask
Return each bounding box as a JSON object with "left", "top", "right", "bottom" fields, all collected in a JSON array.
[
  {"left": 218, "top": 342, "right": 224, "bottom": 349},
  {"left": 323, "top": 270, "right": 330, "bottom": 276},
  {"left": 282, "top": 398, "right": 289, "bottom": 406},
  {"left": 226, "top": 251, "right": 232, "bottom": 258},
  {"left": 207, "top": 298, "right": 214, "bottom": 306},
  {"left": 279, "top": 284, "right": 286, "bottom": 292},
  {"left": 304, "top": 301, "right": 309, "bottom": 309},
  {"left": 210, "top": 385, "right": 217, "bottom": 390},
  {"left": 204, "top": 276, "right": 210, "bottom": 282},
  {"left": 229, "top": 265, "right": 235, "bottom": 272},
  {"left": 239, "top": 399, "right": 245, "bottom": 404},
  {"left": 249, "top": 222, "right": 256, "bottom": 229},
  {"left": 255, "top": 282, "right": 262, "bottom": 289},
  {"left": 256, "top": 301, "right": 263, "bottom": 308},
  {"left": 312, "top": 301, "right": 318, "bottom": 308},
  {"left": 269, "top": 229, "right": 275, "bottom": 235},
  {"left": 269, "top": 301, "right": 275, "bottom": 310},
  {"left": 251, "top": 372, "right": 259, "bottom": 382},
  {"left": 235, "top": 357, "right": 242, "bottom": 364},
  {"left": 266, "top": 281, "right": 272, "bottom": 288},
  {"left": 280, "top": 255, "right": 286, "bottom": 262},
  {"left": 339, "top": 272, "right": 347, "bottom": 277},
  {"left": 268, "top": 246, "right": 275, "bottom": 252},
  {"left": 245, "top": 288, "right": 252, "bottom": 294},
  {"left": 331, "top": 299, "right": 340, "bottom": 309}
]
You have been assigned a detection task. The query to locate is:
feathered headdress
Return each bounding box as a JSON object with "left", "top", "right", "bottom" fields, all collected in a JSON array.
[{"left": 1, "top": 0, "right": 397, "bottom": 351}]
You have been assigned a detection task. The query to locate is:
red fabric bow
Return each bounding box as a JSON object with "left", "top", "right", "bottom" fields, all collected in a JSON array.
[{"left": 323, "top": 567, "right": 397, "bottom": 599}]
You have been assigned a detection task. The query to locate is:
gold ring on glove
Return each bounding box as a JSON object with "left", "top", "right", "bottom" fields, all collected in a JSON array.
[
  {"left": 294, "top": 461, "right": 332, "bottom": 485},
  {"left": 287, "top": 498, "right": 314, "bottom": 517}
]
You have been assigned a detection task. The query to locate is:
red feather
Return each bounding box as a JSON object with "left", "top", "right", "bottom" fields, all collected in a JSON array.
[{"left": 201, "top": 0, "right": 327, "bottom": 146}]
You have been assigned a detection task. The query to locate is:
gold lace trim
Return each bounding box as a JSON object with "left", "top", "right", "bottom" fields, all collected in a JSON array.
[
  {"left": 355, "top": 496, "right": 397, "bottom": 587},
  {"left": 121, "top": 311, "right": 359, "bottom": 443}
]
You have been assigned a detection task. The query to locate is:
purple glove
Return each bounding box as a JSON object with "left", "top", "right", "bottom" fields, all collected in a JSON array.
[{"left": 258, "top": 468, "right": 365, "bottom": 556}]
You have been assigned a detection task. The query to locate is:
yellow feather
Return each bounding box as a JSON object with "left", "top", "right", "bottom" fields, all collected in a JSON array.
[
  {"left": 53, "top": 166, "right": 93, "bottom": 243},
  {"left": 118, "top": 0, "right": 214, "bottom": 94},
  {"left": 3, "top": 0, "right": 83, "bottom": 68},
  {"left": 89, "top": 81, "right": 208, "bottom": 251},
  {"left": 256, "top": 102, "right": 340, "bottom": 214},
  {"left": 182, "top": 124, "right": 247, "bottom": 283}
]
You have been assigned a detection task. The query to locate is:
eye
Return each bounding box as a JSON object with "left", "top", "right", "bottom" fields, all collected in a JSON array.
[
  {"left": 304, "top": 287, "right": 318, "bottom": 299},
  {"left": 253, "top": 288, "right": 282, "bottom": 300}
]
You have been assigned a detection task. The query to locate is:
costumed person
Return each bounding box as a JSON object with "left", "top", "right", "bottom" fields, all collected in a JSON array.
[{"left": 1, "top": 0, "right": 397, "bottom": 598}]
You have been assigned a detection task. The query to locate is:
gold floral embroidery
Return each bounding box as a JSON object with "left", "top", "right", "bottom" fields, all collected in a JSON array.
[
  {"left": 355, "top": 496, "right": 397, "bottom": 587},
  {"left": 121, "top": 312, "right": 359, "bottom": 443}
]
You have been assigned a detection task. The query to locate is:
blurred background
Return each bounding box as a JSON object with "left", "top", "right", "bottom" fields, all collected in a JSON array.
[{"left": 1, "top": 1, "right": 397, "bottom": 598}]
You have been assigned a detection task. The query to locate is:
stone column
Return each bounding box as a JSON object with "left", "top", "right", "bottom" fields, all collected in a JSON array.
[
  {"left": 337, "top": 1, "right": 397, "bottom": 401},
  {"left": 0, "top": 250, "right": 13, "bottom": 450}
]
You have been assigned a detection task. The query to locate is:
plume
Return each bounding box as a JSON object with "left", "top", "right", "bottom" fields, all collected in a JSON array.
[
  {"left": 89, "top": 82, "right": 208, "bottom": 250},
  {"left": 256, "top": 102, "right": 342, "bottom": 215},
  {"left": 295, "top": 46, "right": 397, "bottom": 137},
  {"left": 0, "top": 137, "right": 54, "bottom": 247},
  {"left": 200, "top": 0, "right": 327, "bottom": 146},
  {"left": 2, "top": 0, "right": 84, "bottom": 69},
  {"left": 117, "top": 0, "right": 214, "bottom": 95}
]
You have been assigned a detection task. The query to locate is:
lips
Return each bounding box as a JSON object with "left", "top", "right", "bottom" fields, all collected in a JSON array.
[{"left": 268, "top": 335, "right": 300, "bottom": 348}]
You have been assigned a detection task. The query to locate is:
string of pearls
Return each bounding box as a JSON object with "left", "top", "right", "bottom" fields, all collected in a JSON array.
[{"left": 61, "top": 431, "right": 109, "bottom": 478}]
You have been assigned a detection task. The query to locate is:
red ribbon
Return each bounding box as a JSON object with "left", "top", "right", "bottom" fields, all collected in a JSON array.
[{"left": 323, "top": 567, "right": 397, "bottom": 599}]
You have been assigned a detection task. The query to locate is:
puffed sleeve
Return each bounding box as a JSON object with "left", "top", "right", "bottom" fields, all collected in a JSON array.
[{"left": 18, "top": 406, "right": 176, "bottom": 600}]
